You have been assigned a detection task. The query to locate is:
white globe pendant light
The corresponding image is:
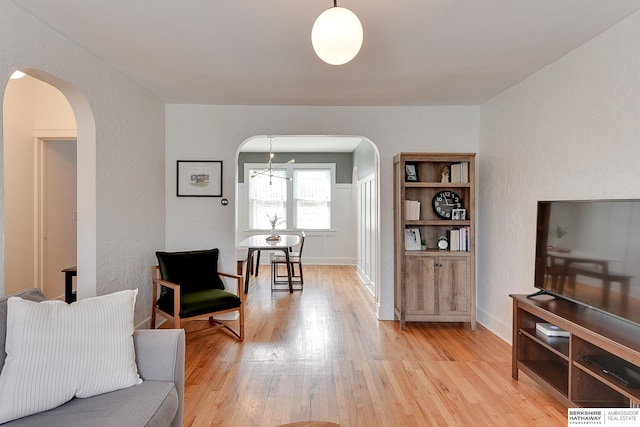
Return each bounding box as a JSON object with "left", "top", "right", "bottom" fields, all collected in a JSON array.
[{"left": 312, "top": 1, "right": 363, "bottom": 65}]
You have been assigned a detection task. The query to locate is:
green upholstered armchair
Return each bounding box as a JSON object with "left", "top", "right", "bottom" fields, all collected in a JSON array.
[{"left": 151, "top": 248, "right": 244, "bottom": 340}]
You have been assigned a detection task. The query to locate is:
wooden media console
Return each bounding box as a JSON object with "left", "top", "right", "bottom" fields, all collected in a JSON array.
[{"left": 511, "top": 294, "right": 640, "bottom": 407}]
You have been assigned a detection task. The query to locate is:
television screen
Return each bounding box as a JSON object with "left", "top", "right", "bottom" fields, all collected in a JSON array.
[{"left": 534, "top": 200, "right": 640, "bottom": 326}]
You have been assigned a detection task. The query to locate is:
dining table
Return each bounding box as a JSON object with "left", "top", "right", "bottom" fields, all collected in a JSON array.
[{"left": 238, "top": 234, "right": 301, "bottom": 293}]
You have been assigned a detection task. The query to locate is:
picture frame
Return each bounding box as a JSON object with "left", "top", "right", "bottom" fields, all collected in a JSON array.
[
  {"left": 177, "top": 160, "right": 223, "bottom": 197},
  {"left": 404, "top": 228, "right": 422, "bottom": 251},
  {"left": 452, "top": 208, "right": 466, "bottom": 220},
  {"left": 405, "top": 163, "right": 418, "bottom": 182}
]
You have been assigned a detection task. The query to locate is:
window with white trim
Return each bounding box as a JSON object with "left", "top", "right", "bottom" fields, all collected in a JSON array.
[
  {"left": 294, "top": 169, "right": 331, "bottom": 229},
  {"left": 248, "top": 168, "right": 287, "bottom": 230},
  {"left": 246, "top": 163, "right": 334, "bottom": 230}
]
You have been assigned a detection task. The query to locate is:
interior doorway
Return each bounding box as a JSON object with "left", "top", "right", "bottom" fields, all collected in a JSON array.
[
  {"left": 37, "top": 139, "right": 77, "bottom": 299},
  {"left": 2, "top": 72, "right": 80, "bottom": 298},
  {"left": 2, "top": 68, "right": 97, "bottom": 300},
  {"left": 235, "top": 135, "right": 381, "bottom": 307}
]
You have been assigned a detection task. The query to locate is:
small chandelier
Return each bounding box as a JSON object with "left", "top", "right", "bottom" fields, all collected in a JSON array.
[
  {"left": 311, "top": 0, "right": 363, "bottom": 65},
  {"left": 250, "top": 137, "right": 295, "bottom": 185}
]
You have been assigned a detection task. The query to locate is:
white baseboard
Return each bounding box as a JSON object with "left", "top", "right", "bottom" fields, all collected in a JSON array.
[{"left": 476, "top": 307, "right": 512, "bottom": 344}]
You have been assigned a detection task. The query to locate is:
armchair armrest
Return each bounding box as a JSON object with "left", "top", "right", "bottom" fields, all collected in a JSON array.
[
  {"left": 134, "top": 329, "right": 185, "bottom": 427},
  {"left": 152, "top": 266, "right": 181, "bottom": 320},
  {"left": 219, "top": 271, "right": 244, "bottom": 300}
]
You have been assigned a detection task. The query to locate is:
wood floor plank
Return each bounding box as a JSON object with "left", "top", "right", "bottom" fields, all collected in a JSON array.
[{"left": 172, "top": 265, "right": 567, "bottom": 426}]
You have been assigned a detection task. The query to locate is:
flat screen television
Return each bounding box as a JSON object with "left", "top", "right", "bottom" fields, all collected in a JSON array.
[{"left": 534, "top": 199, "right": 640, "bottom": 326}]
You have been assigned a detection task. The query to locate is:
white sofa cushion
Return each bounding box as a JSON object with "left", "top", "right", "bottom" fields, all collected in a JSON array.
[{"left": 0, "top": 289, "right": 142, "bottom": 424}]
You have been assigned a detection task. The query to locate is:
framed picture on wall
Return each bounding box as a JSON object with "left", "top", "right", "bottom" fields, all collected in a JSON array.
[{"left": 177, "top": 160, "right": 223, "bottom": 197}]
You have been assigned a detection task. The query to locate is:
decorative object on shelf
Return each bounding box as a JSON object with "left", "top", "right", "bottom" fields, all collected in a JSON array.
[
  {"left": 176, "top": 160, "right": 223, "bottom": 197},
  {"left": 405, "top": 200, "right": 421, "bottom": 220},
  {"left": 438, "top": 236, "right": 449, "bottom": 250},
  {"left": 266, "top": 213, "right": 285, "bottom": 241},
  {"left": 440, "top": 166, "right": 449, "bottom": 183},
  {"left": 404, "top": 228, "right": 421, "bottom": 251},
  {"left": 250, "top": 137, "right": 294, "bottom": 185},
  {"left": 421, "top": 238, "right": 427, "bottom": 251},
  {"left": 452, "top": 208, "right": 466, "bottom": 220},
  {"left": 405, "top": 163, "right": 418, "bottom": 182},
  {"left": 432, "top": 190, "right": 463, "bottom": 219},
  {"left": 311, "top": 0, "right": 363, "bottom": 65}
]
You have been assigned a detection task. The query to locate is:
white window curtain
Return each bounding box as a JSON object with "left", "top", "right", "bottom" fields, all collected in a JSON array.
[
  {"left": 294, "top": 169, "right": 331, "bottom": 229},
  {"left": 248, "top": 169, "right": 287, "bottom": 230}
]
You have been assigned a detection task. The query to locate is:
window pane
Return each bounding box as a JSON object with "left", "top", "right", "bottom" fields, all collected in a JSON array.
[
  {"left": 294, "top": 169, "right": 331, "bottom": 229},
  {"left": 248, "top": 169, "right": 287, "bottom": 229}
]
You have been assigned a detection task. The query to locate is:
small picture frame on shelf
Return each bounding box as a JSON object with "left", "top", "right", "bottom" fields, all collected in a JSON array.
[
  {"left": 405, "top": 164, "right": 418, "bottom": 182},
  {"left": 452, "top": 208, "right": 466, "bottom": 220},
  {"left": 404, "top": 228, "right": 422, "bottom": 251}
]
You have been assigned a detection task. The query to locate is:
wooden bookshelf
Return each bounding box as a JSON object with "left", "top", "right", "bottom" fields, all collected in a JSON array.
[{"left": 393, "top": 153, "right": 476, "bottom": 329}]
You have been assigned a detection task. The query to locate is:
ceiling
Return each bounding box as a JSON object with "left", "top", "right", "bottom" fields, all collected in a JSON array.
[{"left": 11, "top": 0, "right": 640, "bottom": 106}]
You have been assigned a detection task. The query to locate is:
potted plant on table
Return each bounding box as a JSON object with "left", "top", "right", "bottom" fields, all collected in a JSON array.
[{"left": 267, "top": 214, "right": 285, "bottom": 241}]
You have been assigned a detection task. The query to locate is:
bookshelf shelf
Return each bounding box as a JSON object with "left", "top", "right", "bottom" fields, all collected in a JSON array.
[
  {"left": 404, "top": 182, "right": 471, "bottom": 188},
  {"left": 393, "top": 153, "right": 476, "bottom": 330}
]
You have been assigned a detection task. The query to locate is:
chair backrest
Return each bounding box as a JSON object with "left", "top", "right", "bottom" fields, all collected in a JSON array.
[
  {"left": 297, "top": 231, "right": 306, "bottom": 256},
  {"left": 155, "top": 249, "right": 225, "bottom": 292}
]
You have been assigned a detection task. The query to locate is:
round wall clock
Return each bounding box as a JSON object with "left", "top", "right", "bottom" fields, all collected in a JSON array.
[{"left": 432, "top": 190, "right": 463, "bottom": 219}]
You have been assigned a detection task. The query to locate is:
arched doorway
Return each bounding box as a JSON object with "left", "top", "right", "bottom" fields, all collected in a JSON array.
[
  {"left": 235, "top": 135, "right": 381, "bottom": 307},
  {"left": 2, "top": 69, "right": 97, "bottom": 299}
]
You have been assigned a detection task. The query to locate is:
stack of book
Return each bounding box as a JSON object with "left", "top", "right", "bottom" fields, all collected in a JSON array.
[
  {"left": 405, "top": 200, "right": 421, "bottom": 221},
  {"left": 449, "top": 162, "right": 469, "bottom": 183},
  {"left": 447, "top": 226, "right": 470, "bottom": 251}
]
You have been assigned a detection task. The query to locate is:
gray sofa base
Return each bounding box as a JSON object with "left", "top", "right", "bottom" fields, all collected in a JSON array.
[{"left": 4, "top": 381, "right": 178, "bottom": 427}]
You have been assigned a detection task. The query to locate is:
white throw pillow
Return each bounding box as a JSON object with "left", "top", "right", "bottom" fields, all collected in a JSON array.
[{"left": 0, "top": 289, "right": 142, "bottom": 423}]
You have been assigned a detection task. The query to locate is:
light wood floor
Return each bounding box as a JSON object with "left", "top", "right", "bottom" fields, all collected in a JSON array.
[{"left": 175, "top": 265, "right": 567, "bottom": 427}]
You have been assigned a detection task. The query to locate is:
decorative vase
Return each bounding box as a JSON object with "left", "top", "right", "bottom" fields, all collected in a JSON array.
[{"left": 266, "top": 227, "right": 280, "bottom": 241}]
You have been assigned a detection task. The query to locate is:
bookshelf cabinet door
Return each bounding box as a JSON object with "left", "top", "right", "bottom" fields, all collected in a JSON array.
[
  {"left": 437, "top": 257, "right": 471, "bottom": 315},
  {"left": 404, "top": 255, "right": 437, "bottom": 314}
]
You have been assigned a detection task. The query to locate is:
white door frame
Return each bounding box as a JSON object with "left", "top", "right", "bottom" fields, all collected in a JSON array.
[{"left": 33, "top": 130, "right": 77, "bottom": 292}]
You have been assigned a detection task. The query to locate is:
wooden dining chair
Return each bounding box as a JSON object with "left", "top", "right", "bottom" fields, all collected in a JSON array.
[{"left": 271, "top": 231, "right": 305, "bottom": 291}]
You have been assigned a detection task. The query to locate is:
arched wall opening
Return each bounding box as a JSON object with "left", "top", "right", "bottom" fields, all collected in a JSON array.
[
  {"left": 2, "top": 68, "right": 97, "bottom": 299},
  {"left": 234, "top": 135, "right": 381, "bottom": 311}
]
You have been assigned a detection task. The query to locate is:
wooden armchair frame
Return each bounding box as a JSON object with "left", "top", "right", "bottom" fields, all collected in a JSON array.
[{"left": 151, "top": 266, "right": 245, "bottom": 340}]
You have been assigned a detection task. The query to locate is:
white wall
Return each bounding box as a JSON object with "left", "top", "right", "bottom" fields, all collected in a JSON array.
[
  {"left": 0, "top": 2, "right": 165, "bottom": 326},
  {"left": 165, "top": 105, "right": 479, "bottom": 319},
  {"left": 478, "top": 10, "right": 640, "bottom": 342}
]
